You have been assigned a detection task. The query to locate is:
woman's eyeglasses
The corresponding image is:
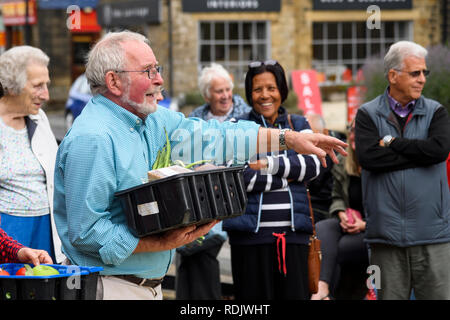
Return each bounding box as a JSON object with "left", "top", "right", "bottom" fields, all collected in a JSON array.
[{"left": 248, "top": 60, "right": 278, "bottom": 69}]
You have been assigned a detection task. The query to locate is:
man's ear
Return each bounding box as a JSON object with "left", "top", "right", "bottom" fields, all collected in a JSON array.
[
  {"left": 105, "top": 71, "right": 123, "bottom": 97},
  {"left": 388, "top": 69, "right": 397, "bottom": 85}
]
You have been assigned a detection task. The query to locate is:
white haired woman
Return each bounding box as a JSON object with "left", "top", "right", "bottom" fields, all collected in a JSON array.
[
  {"left": 189, "top": 63, "right": 251, "bottom": 121},
  {"left": 0, "top": 46, "right": 63, "bottom": 264}
]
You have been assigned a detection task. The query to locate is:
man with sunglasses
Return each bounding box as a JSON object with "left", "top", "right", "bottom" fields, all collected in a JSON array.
[
  {"left": 53, "top": 30, "right": 348, "bottom": 300},
  {"left": 355, "top": 41, "right": 450, "bottom": 300}
]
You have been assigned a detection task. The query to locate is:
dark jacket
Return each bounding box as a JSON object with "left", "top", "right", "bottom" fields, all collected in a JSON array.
[
  {"left": 355, "top": 91, "right": 450, "bottom": 247},
  {"left": 223, "top": 107, "right": 321, "bottom": 245}
]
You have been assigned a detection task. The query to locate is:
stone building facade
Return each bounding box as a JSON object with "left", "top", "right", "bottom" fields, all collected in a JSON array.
[
  {"left": 1, "top": 0, "right": 447, "bottom": 102},
  {"left": 161, "top": 0, "right": 446, "bottom": 97}
]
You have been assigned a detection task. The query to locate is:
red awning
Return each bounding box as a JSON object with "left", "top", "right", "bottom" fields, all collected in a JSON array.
[{"left": 68, "top": 8, "right": 101, "bottom": 33}]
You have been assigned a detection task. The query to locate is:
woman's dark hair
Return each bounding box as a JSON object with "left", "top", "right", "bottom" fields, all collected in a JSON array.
[
  {"left": 0, "top": 82, "right": 4, "bottom": 99},
  {"left": 244, "top": 60, "right": 289, "bottom": 107}
]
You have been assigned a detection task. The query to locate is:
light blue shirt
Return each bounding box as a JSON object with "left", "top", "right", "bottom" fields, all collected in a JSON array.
[{"left": 53, "top": 95, "right": 259, "bottom": 278}]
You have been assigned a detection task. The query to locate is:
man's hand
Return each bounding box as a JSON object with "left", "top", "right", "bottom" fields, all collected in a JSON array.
[
  {"left": 133, "top": 220, "right": 219, "bottom": 253},
  {"left": 285, "top": 131, "right": 348, "bottom": 167}
]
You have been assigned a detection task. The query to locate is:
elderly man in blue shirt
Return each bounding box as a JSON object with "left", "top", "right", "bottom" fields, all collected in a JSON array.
[{"left": 53, "top": 30, "right": 347, "bottom": 300}]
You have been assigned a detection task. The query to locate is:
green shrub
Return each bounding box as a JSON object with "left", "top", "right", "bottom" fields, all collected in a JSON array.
[
  {"left": 361, "top": 44, "right": 450, "bottom": 115},
  {"left": 183, "top": 91, "right": 205, "bottom": 107}
]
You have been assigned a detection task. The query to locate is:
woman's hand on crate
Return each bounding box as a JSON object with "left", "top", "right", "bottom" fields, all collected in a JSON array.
[
  {"left": 17, "top": 248, "right": 53, "bottom": 266},
  {"left": 133, "top": 220, "right": 220, "bottom": 253}
]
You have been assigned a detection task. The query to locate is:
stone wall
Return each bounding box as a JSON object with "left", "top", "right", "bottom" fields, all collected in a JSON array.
[
  {"left": 25, "top": 0, "right": 447, "bottom": 101},
  {"left": 413, "top": 0, "right": 443, "bottom": 47}
]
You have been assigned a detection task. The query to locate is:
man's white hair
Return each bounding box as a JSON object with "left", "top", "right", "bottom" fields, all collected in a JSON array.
[
  {"left": 85, "top": 30, "right": 150, "bottom": 95},
  {"left": 198, "top": 63, "right": 234, "bottom": 100},
  {"left": 0, "top": 46, "right": 49, "bottom": 96},
  {"left": 384, "top": 41, "right": 428, "bottom": 80}
]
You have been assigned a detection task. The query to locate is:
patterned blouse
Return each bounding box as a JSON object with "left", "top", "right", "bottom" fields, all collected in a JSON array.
[{"left": 0, "top": 118, "right": 50, "bottom": 216}]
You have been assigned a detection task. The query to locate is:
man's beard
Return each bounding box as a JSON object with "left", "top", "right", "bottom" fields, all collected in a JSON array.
[{"left": 121, "top": 83, "right": 159, "bottom": 116}]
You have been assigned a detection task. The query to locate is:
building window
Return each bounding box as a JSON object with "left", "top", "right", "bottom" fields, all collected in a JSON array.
[
  {"left": 199, "top": 21, "right": 270, "bottom": 87},
  {"left": 312, "top": 21, "right": 413, "bottom": 85}
]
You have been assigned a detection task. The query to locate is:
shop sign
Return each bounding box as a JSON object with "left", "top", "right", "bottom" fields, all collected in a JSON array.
[
  {"left": 291, "top": 70, "right": 323, "bottom": 116},
  {"left": 313, "top": 0, "right": 412, "bottom": 10},
  {"left": 2, "top": 0, "right": 37, "bottom": 26},
  {"left": 38, "top": 0, "right": 99, "bottom": 9},
  {"left": 182, "top": 0, "right": 281, "bottom": 12},
  {"left": 97, "top": 0, "right": 161, "bottom": 27}
]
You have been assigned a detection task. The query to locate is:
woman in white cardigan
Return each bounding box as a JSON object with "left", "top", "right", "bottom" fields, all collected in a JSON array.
[{"left": 0, "top": 46, "right": 64, "bottom": 263}]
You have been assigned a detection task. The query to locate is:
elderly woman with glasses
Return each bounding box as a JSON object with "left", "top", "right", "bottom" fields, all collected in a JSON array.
[
  {"left": 0, "top": 46, "right": 64, "bottom": 264},
  {"left": 223, "top": 60, "right": 323, "bottom": 300}
]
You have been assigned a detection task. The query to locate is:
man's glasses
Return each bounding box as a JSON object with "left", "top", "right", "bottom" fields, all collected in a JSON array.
[
  {"left": 394, "top": 68, "right": 430, "bottom": 78},
  {"left": 248, "top": 60, "right": 278, "bottom": 69},
  {"left": 115, "top": 65, "right": 163, "bottom": 79}
]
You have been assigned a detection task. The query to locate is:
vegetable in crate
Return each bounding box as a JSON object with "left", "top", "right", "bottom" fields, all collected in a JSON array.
[
  {"left": 148, "top": 127, "right": 211, "bottom": 179},
  {"left": 32, "top": 265, "right": 60, "bottom": 276},
  {"left": 0, "top": 268, "right": 10, "bottom": 276},
  {"left": 20, "top": 264, "right": 60, "bottom": 276}
]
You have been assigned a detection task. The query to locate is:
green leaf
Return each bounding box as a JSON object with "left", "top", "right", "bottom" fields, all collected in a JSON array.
[
  {"left": 184, "top": 159, "right": 212, "bottom": 169},
  {"left": 24, "top": 264, "right": 34, "bottom": 276}
]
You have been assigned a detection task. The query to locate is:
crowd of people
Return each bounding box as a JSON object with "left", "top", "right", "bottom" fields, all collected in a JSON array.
[{"left": 0, "top": 31, "right": 448, "bottom": 301}]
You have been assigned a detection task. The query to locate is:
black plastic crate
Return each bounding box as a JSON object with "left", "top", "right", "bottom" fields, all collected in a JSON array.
[
  {"left": 0, "top": 263, "right": 102, "bottom": 300},
  {"left": 115, "top": 166, "right": 247, "bottom": 237}
]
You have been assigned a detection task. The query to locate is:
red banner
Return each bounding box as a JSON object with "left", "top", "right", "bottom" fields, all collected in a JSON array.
[
  {"left": 346, "top": 85, "right": 367, "bottom": 123},
  {"left": 0, "top": 32, "right": 5, "bottom": 47},
  {"left": 291, "top": 70, "right": 323, "bottom": 116}
]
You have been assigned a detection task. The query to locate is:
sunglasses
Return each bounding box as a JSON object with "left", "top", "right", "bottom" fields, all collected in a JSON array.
[
  {"left": 394, "top": 68, "right": 430, "bottom": 78},
  {"left": 248, "top": 60, "right": 278, "bottom": 69}
]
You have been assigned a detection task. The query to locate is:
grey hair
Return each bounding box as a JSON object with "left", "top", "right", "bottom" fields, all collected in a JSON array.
[
  {"left": 0, "top": 46, "right": 49, "bottom": 96},
  {"left": 384, "top": 41, "right": 428, "bottom": 79},
  {"left": 85, "top": 30, "right": 150, "bottom": 95},
  {"left": 198, "top": 63, "right": 234, "bottom": 99}
]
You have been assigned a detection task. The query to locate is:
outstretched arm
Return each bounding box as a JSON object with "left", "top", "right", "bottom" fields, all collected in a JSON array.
[{"left": 256, "top": 127, "right": 348, "bottom": 167}]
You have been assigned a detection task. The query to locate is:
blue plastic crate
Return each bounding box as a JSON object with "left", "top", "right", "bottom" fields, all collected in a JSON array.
[{"left": 0, "top": 263, "right": 103, "bottom": 300}]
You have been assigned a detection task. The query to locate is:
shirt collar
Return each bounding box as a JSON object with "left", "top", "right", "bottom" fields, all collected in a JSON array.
[{"left": 387, "top": 87, "right": 416, "bottom": 118}]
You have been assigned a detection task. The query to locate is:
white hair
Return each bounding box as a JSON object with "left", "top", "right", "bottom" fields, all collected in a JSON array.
[
  {"left": 384, "top": 41, "right": 428, "bottom": 79},
  {"left": 85, "top": 30, "right": 150, "bottom": 95},
  {"left": 0, "top": 46, "right": 49, "bottom": 96},
  {"left": 198, "top": 63, "right": 234, "bottom": 99}
]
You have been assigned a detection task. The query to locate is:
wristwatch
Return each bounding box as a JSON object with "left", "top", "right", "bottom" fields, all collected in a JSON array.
[
  {"left": 279, "top": 128, "right": 291, "bottom": 150},
  {"left": 382, "top": 135, "right": 394, "bottom": 147}
]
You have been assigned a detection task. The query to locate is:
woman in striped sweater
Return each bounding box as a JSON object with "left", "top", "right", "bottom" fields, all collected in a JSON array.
[{"left": 223, "top": 60, "right": 322, "bottom": 300}]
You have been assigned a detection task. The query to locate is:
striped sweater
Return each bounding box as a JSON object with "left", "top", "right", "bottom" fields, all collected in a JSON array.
[{"left": 223, "top": 108, "right": 321, "bottom": 245}]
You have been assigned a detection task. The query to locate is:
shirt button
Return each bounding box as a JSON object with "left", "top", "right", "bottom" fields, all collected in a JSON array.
[
  {"left": 130, "top": 127, "right": 134, "bottom": 132},
  {"left": 136, "top": 119, "right": 141, "bottom": 125}
]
